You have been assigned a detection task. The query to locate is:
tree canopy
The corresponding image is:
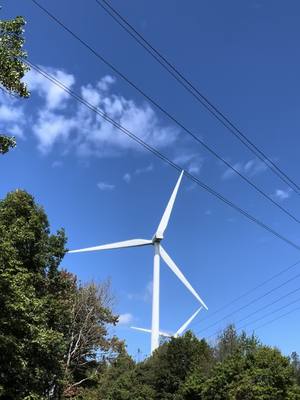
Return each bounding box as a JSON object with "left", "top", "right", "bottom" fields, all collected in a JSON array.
[
  {"left": 0, "top": 190, "right": 121, "bottom": 399},
  {"left": 0, "top": 14, "right": 29, "bottom": 154}
]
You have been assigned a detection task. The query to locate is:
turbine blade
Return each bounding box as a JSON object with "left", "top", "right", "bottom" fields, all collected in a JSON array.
[
  {"left": 155, "top": 171, "right": 184, "bottom": 239},
  {"left": 175, "top": 307, "right": 203, "bottom": 336},
  {"left": 131, "top": 327, "right": 172, "bottom": 338},
  {"left": 159, "top": 331, "right": 172, "bottom": 338},
  {"left": 68, "top": 239, "right": 152, "bottom": 254},
  {"left": 131, "top": 327, "right": 152, "bottom": 334},
  {"left": 160, "top": 246, "right": 208, "bottom": 310}
]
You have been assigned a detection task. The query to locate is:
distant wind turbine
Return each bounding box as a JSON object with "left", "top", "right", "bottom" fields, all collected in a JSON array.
[{"left": 68, "top": 171, "right": 208, "bottom": 354}]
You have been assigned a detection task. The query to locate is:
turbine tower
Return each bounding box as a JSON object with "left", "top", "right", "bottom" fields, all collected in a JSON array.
[{"left": 68, "top": 171, "right": 208, "bottom": 354}]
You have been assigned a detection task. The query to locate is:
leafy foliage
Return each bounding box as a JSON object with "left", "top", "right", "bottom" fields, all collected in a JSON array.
[
  {"left": 0, "top": 15, "right": 29, "bottom": 97},
  {"left": 0, "top": 190, "right": 69, "bottom": 398},
  {"left": 0, "top": 135, "right": 16, "bottom": 154},
  {"left": 81, "top": 327, "right": 300, "bottom": 400},
  {"left": 63, "top": 281, "right": 122, "bottom": 397},
  {"left": 0, "top": 191, "right": 122, "bottom": 399},
  {"left": 0, "top": 13, "right": 30, "bottom": 155}
]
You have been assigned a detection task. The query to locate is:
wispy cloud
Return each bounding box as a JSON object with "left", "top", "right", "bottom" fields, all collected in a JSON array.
[
  {"left": 118, "top": 313, "right": 133, "bottom": 325},
  {"left": 272, "top": 188, "right": 292, "bottom": 201},
  {"left": 122, "top": 164, "right": 154, "bottom": 185},
  {"left": 173, "top": 152, "right": 204, "bottom": 175},
  {"left": 52, "top": 160, "right": 63, "bottom": 168},
  {"left": 135, "top": 164, "right": 153, "bottom": 175},
  {"left": 25, "top": 66, "right": 75, "bottom": 110},
  {"left": 0, "top": 91, "right": 25, "bottom": 138},
  {"left": 123, "top": 173, "right": 131, "bottom": 183},
  {"left": 128, "top": 280, "right": 152, "bottom": 303},
  {"left": 13, "top": 66, "right": 179, "bottom": 157},
  {"left": 221, "top": 158, "right": 267, "bottom": 180},
  {"left": 97, "top": 181, "right": 115, "bottom": 191}
]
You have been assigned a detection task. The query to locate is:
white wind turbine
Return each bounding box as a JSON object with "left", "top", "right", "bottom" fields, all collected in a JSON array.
[{"left": 68, "top": 171, "right": 208, "bottom": 354}]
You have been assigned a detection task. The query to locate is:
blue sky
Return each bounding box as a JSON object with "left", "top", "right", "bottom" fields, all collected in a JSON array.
[{"left": 1, "top": 0, "right": 300, "bottom": 358}]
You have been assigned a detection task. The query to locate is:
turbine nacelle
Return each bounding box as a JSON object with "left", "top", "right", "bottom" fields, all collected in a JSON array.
[{"left": 152, "top": 233, "right": 163, "bottom": 242}]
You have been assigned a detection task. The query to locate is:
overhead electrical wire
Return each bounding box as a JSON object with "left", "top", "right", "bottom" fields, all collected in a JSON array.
[
  {"left": 94, "top": 0, "right": 300, "bottom": 195},
  {"left": 206, "top": 297, "right": 300, "bottom": 340},
  {"left": 236, "top": 297, "right": 300, "bottom": 334},
  {"left": 236, "top": 285, "right": 300, "bottom": 327},
  {"left": 25, "top": 60, "right": 300, "bottom": 256},
  {"left": 199, "top": 259, "right": 300, "bottom": 323},
  {"left": 29, "top": 0, "right": 300, "bottom": 225},
  {"left": 252, "top": 304, "right": 300, "bottom": 332},
  {"left": 195, "top": 268, "right": 300, "bottom": 336}
]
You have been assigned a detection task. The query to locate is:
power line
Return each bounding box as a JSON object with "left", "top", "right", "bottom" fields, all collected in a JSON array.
[
  {"left": 196, "top": 268, "right": 300, "bottom": 335},
  {"left": 237, "top": 296, "right": 300, "bottom": 332},
  {"left": 253, "top": 304, "right": 300, "bottom": 332},
  {"left": 95, "top": 0, "right": 300, "bottom": 195},
  {"left": 29, "top": 0, "right": 300, "bottom": 224},
  {"left": 199, "top": 259, "right": 300, "bottom": 323},
  {"left": 235, "top": 285, "right": 300, "bottom": 326},
  {"left": 25, "top": 60, "right": 300, "bottom": 253}
]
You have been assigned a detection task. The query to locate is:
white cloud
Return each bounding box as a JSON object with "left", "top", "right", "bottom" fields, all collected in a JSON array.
[
  {"left": 173, "top": 152, "right": 204, "bottom": 176},
  {"left": 97, "top": 181, "right": 115, "bottom": 191},
  {"left": 244, "top": 159, "right": 267, "bottom": 176},
  {"left": 272, "top": 188, "right": 292, "bottom": 201},
  {"left": 0, "top": 104, "right": 23, "bottom": 122},
  {"left": 52, "top": 160, "right": 63, "bottom": 168},
  {"left": 81, "top": 84, "right": 101, "bottom": 107},
  {"left": 23, "top": 66, "right": 179, "bottom": 156},
  {"left": 32, "top": 110, "right": 76, "bottom": 153},
  {"left": 25, "top": 67, "right": 75, "bottom": 110},
  {"left": 188, "top": 163, "right": 201, "bottom": 175},
  {"left": 0, "top": 91, "right": 25, "bottom": 138},
  {"left": 1, "top": 65, "right": 181, "bottom": 158},
  {"left": 118, "top": 313, "right": 133, "bottom": 325},
  {"left": 128, "top": 280, "right": 152, "bottom": 303},
  {"left": 9, "top": 124, "right": 24, "bottom": 138},
  {"left": 222, "top": 159, "right": 267, "bottom": 180},
  {"left": 97, "top": 75, "right": 116, "bottom": 91},
  {"left": 135, "top": 164, "right": 153, "bottom": 175},
  {"left": 123, "top": 173, "right": 131, "bottom": 183}
]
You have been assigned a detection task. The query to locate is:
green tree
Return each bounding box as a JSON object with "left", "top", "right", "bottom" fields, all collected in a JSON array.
[
  {"left": 0, "top": 190, "right": 71, "bottom": 399},
  {"left": 140, "top": 331, "right": 213, "bottom": 399},
  {"left": 0, "top": 14, "right": 29, "bottom": 154},
  {"left": 291, "top": 352, "right": 300, "bottom": 385},
  {"left": 201, "top": 343, "right": 300, "bottom": 399},
  {"left": 81, "top": 348, "right": 155, "bottom": 400}
]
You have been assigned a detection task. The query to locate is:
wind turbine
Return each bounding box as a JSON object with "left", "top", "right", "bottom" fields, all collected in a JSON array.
[{"left": 68, "top": 171, "right": 208, "bottom": 354}]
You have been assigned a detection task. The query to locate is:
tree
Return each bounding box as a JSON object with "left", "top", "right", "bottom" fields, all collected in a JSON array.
[
  {"left": 139, "top": 331, "right": 214, "bottom": 399},
  {"left": 0, "top": 190, "right": 71, "bottom": 399},
  {"left": 200, "top": 333, "right": 300, "bottom": 400},
  {"left": 291, "top": 352, "right": 300, "bottom": 386},
  {"left": 63, "top": 281, "right": 122, "bottom": 397},
  {"left": 83, "top": 348, "right": 155, "bottom": 400},
  {"left": 0, "top": 14, "right": 30, "bottom": 154}
]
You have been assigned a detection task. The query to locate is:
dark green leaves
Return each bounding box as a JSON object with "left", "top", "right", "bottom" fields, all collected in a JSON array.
[{"left": 0, "top": 15, "right": 29, "bottom": 98}]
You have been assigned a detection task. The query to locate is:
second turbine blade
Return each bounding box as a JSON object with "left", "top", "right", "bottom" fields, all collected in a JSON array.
[
  {"left": 68, "top": 238, "right": 152, "bottom": 253},
  {"left": 160, "top": 246, "right": 208, "bottom": 310},
  {"left": 155, "top": 171, "right": 184, "bottom": 239}
]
